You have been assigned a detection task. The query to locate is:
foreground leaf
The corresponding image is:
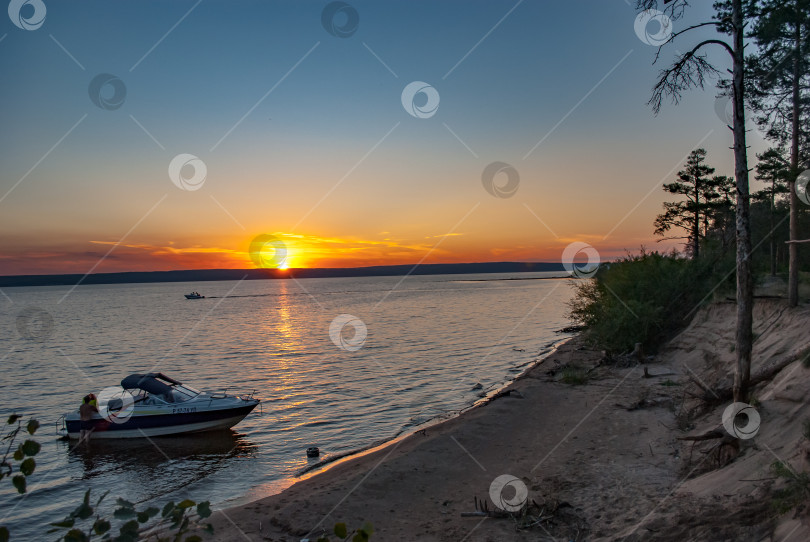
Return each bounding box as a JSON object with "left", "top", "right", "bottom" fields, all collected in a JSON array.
[
  {"left": 117, "top": 519, "right": 140, "bottom": 541},
  {"left": 63, "top": 528, "right": 89, "bottom": 542},
  {"left": 49, "top": 518, "right": 75, "bottom": 529},
  {"left": 73, "top": 502, "right": 93, "bottom": 521},
  {"left": 162, "top": 501, "right": 176, "bottom": 517},
  {"left": 20, "top": 457, "right": 35, "bottom": 476},
  {"left": 196, "top": 501, "right": 211, "bottom": 519},
  {"left": 27, "top": 420, "right": 40, "bottom": 435},
  {"left": 7, "top": 414, "right": 21, "bottom": 425},
  {"left": 92, "top": 518, "right": 111, "bottom": 535},
  {"left": 21, "top": 440, "right": 40, "bottom": 457},
  {"left": 334, "top": 522, "right": 347, "bottom": 538},
  {"left": 0, "top": 526, "right": 9, "bottom": 542},
  {"left": 177, "top": 499, "right": 196, "bottom": 509},
  {"left": 12, "top": 474, "right": 26, "bottom": 494},
  {"left": 143, "top": 506, "right": 160, "bottom": 519},
  {"left": 95, "top": 490, "right": 110, "bottom": 508}
]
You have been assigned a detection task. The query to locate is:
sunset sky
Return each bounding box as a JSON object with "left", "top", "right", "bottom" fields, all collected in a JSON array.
[{"left": 0, "top": 0, "right": 770, "bottom": 275}]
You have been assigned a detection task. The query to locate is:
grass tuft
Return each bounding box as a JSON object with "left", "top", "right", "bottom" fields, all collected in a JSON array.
[
  {"left": 560, "top": 366, "right": 589, "bottom": 385},
  {"left": 770, "top": 461, "right": 810, "bottom": 515}
]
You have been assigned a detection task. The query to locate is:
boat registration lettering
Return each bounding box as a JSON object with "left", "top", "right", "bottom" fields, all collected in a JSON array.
[{"left": 172, "top": 407, "right": 197, "bottom": 414}]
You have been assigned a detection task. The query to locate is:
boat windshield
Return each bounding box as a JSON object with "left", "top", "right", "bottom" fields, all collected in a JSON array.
[{"left": 170, "top": 384, "right": 201, "bottom": 403}]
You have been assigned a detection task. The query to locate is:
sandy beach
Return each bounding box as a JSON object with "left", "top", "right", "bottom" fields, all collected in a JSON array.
[
  {"left": 206, "top": 300, "right": 810, "bottom": 541},
  {"left": 207, "top": 337, "right": 681, "bottom": 541}
]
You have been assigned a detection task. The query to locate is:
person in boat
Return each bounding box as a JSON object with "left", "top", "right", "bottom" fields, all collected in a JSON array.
[{"left": 79, "top": 394, "right": 98, "bottom": 443}]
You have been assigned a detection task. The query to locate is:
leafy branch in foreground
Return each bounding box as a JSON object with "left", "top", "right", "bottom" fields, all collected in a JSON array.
[
  {"left": 1, "top": 412, "right": 213, "bottom": 542},
  {"left": 1, "top": 414, "right": 41, "bottom": 542},
  {"left": 48, "top": 489, "right": 214, "bottom": 542},
  {"left": 0, "top": 414, "right": 41, "bottom": 494},
  {"left": 315, "top": 521, "right": 374, "bottom": 542}
]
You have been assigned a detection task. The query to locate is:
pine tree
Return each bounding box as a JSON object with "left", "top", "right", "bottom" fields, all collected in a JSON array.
[
  {"left": 707, "top": 175, "right": 737, "bottom": 254},
  {"left": 654, "top": 149, "right": 719, "bottom": 259},
  {"left": 748, "top": 0, "right": 810, "bottom": 305},
  {"left": 636, "top": 0, "right": 755, "bottom": 402},
  {"left": 753, "top": 148, "right": 790, "bottom": 275}
]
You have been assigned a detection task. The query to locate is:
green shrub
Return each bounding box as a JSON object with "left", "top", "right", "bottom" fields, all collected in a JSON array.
[
  {"left": 559, "top": 366, "right": 589, "bottom": 385},
  {"left": 568, "top": 250, "right": 724, "bottom": 355},
  {"left": 770, "top": 461, "right": 810, "bottom": 514}
]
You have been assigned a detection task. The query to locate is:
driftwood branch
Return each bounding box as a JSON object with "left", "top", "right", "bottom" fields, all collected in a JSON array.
[
  {"left": 461, "top": 511, "right": 513, "bottom": 518},
  {"left": 677, "top": 429, "right": 725, "bottom": 441},
  {"left": 684, "top": 370, "right": 719, "bottom": 398},
  {"left": 463, "top": 496, "right": 518, "bottom": 519},
  {"left": 701, "top": 348, "right": 810, "bottom": 403},
  {"left": 643, "top": 367, "right": 677, "bottom": 378}
]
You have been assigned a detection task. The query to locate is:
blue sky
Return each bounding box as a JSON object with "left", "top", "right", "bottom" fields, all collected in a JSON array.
[{"left": 0, "top": 0, "right": 768, "bottom": 274}]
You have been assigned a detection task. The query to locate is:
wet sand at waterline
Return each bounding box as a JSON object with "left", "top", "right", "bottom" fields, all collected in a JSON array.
[{"left": 210, "top": 300, "right": 810, "bottom": 542}]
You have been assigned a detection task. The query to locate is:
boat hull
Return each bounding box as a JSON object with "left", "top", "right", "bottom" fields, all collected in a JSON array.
[{"left": 65, "top": 403, "right": 257, "bottom": 439}]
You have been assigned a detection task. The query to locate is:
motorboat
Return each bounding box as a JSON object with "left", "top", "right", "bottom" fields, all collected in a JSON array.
[
  {"left": 59, "top": 373, "right": 260, "bottom": 439},
  {"left": 184, "top": 293, "right": 205, "bottom": 299}
]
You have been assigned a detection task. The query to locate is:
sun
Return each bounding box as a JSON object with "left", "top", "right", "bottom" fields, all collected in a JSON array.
[{"left": 247, "top": 233, "right": 308, "bottom": 270}]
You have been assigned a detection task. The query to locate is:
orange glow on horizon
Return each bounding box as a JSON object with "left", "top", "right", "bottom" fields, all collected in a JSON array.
[{"left": 0, "top": 231, "right": 682, "bottom": 276}]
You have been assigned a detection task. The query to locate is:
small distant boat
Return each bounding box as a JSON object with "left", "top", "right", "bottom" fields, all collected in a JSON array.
[
  {"left": 184, "top": 292, "right": 205, "bottom": 299},
  {"left": 59, "top": 373, "right": 260, "bottom": 439}
]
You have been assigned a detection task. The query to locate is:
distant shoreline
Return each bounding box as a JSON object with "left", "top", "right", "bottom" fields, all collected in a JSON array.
[{"left": 0, "top": 261, "right": 566, "bottom": 288}]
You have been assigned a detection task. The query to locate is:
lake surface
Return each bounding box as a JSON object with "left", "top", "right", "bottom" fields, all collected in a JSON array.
[{"left": 0, "top": 273, "right": 574, "bottom": 538}]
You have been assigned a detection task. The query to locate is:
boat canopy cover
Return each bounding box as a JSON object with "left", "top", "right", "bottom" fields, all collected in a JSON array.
[{"left": 120, "top": 373, "right": 182, "bottom": 395}]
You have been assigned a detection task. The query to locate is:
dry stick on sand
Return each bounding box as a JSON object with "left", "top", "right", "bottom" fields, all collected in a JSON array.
[
  {"left": 643, "top": 366, "right": 677, "bottom": 378},
  {"left": 679, "top": 430, "right": 739, "bottom": 467},
  {"left": 694, "top": 347, "right": 810, "bottom": 404},
  {"left": 677, "top": 429, "right": 725, "bottom": 442}
]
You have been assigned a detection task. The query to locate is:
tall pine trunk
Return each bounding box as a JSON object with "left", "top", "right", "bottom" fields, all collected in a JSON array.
[
  {"left": 788, "top": 2, "right": 801, "bottom": 307},
  {"left": 732, "top": 0, "right": 754, "bottom": 403},
  {"left": 771, "top": 174, "right": 777, "bottom": 276},
  {"left": 694, "top": 182, "right": 700, "bottom": 259}
]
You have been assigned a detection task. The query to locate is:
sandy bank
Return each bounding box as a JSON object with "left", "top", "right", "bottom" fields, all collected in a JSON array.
[{"left": 208, "top": 299, "right": 810, "bottom": 541}]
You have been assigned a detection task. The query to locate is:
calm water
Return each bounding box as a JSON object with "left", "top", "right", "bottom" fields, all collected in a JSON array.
[{"left": 0, "top": 273, "right": 574, "bottom": 538}]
